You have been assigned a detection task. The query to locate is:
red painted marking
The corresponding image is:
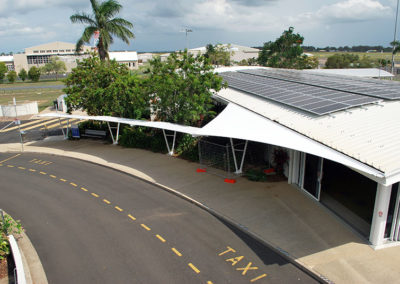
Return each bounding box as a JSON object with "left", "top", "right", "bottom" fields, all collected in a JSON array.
[
  {"left": 264, "top": 168, "right": 275, "bottom": 174},
  {"left": 224, "top": 178, "right": 236, "bottom": 184},
  {"left": 197, "top": 168, "right": 207, "bottom": 173}
]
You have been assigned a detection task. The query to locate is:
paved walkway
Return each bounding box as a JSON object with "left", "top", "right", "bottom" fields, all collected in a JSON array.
[{"left": 1, "top": 138, "right": 400, "bottom": 284}]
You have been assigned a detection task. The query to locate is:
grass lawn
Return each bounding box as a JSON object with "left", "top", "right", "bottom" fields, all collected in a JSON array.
[
  {"left": 310, "top": 51, "right": 400, "bottom": 61},
  {"left": 0, "top": 88, "right": 63, "bottom": 112},
  {"left": 0, "top": 80, "right": 64, "bottom": 89}
]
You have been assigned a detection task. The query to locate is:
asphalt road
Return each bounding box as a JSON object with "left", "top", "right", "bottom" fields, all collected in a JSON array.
[{"left": 0, "top": 153, "right": 321, "bottom": 283}]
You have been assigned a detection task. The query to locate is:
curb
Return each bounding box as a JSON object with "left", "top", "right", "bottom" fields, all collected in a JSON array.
[{"left": 1, "top": 144, "right": 330, "bottom": 283}]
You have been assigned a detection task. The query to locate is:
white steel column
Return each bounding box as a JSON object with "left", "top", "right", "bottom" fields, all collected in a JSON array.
[
  {"left": 162, "top": 130, "right": 176, "bottom": 156},
  {"left": 370, "top": 183, "right": 392, "bottom": 247}
]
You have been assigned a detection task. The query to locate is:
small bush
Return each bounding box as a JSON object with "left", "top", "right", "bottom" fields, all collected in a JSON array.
[
  {"left": 119, "top": 126, "right": 166, "bottom": 153},
  {"left": 0, "top": 213, "right": 23, "bottom": 260},
  {"left": 176, "top": 134, "right": 199, "bottom": 162},
  {"left": 244, "top": 168, "right": 267, "bottom": 182}
]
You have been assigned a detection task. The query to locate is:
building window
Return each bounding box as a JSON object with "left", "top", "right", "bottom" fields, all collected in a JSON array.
[
  {"left": 33, "top": 50, "right": 39, "bottom": 53},
  {"left": 40, "top": 50, "right": 45, "bottom": 53},
  {"left": 53, "top": 50, "right": 58, "bottom": 52},
  {"left": 47, "top": 50, "right": 52, "bottom": 53},
  {"left": 66, "top": 49, "right": 71, "bottom": 52},
  {"left": 59, "top": 50, "right": 64, "bottom": 52}
]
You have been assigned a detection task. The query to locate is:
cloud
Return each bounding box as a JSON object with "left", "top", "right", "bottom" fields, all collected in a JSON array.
[
  {"left": 310, "top": 0, "right": 391, "bottom": 24},
  {"left": 229, "top": 0, "right": 276, "bottom": 6},
  {"left": 0, "top": 0, "right": 86, "bottom": 16}
]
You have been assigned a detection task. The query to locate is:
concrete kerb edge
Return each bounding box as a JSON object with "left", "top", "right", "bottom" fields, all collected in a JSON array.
[{"left": 1, "top": 146, "right": 329, "bottom": 283}]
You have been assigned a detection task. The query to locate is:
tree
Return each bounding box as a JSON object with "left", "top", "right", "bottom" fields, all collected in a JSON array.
[
  {"left": 6, "top": 71, "right": 17, "bottom": 83},
  {"left": 18, "top": 68, "right": 27, "bottom": 81},
  {"left": 70, "top": 0, "right": 134, "bottom": 60},
  {"left": 147, "top": 51, "right": 225, "bottom": 126},
  {"left": 28, "top": 66, "right": 41, "bottom": 82},
  {"left": 0, "top": 62, "right": 7, "bottom": 82},
  {"left": 205, "top": 43, "right": 232, "bottom": 66},
  {"left": 43, "top": 56, "right": 67, "bottom": 80},
  {"left": 324, "top": 54, "right": 376, "bottom": 69},
  {"left": 64, "top": 55, "right": 148, "bottom": 118},
  {"left": 258, "top": 27, "right": 305, "bottom": 69}
]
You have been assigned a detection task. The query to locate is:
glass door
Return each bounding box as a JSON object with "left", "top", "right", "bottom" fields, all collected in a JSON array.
[{"left": 302, "top": 153, "right": 323, "bottom": 200}]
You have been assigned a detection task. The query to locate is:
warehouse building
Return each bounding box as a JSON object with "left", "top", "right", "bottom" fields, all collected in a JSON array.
[{"left": 9, "top": 42, "right": 138, "bottom": 73}]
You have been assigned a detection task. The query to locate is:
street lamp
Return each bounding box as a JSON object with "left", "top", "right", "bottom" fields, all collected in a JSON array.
[
  {"left": 184, "top": 28, "right": 193, "bottom": 51},
  {"left": 391, "top": 0, "right": 399, "bottom": 76}
]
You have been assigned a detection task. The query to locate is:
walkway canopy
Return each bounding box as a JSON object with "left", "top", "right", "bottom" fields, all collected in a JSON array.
[{"left": 40, "top": 102, "right": 387, "bottom": 183}]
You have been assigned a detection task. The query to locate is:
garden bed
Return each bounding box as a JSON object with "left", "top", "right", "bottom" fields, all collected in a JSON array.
[{"left": 0, "top": 254, "right": 15, "bottom": 282}]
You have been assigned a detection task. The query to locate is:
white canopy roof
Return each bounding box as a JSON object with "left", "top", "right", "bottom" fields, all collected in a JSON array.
[{"left": 40, "top": 101, "right": 388, "bottom": 184}]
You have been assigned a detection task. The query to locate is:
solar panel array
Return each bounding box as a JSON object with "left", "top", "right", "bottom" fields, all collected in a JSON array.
[
  {"left": 239, "top": 68, "right": 400, "bottom": 100},
  {"left": 220, "top": 71, "right": 381, "bottom": 116}
]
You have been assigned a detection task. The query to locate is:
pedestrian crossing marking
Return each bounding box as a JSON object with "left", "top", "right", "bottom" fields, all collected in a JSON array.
[
  {"left": 40, "top": 119, "right": 82, "bottom": 130},
  {"left": 0, "top": 118, "right": 57, "bottom": 133}
]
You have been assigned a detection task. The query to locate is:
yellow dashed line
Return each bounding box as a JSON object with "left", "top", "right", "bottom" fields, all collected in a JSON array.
[
  {"left": 207, "top": 281, "right": 214, "bottom": 284},
  {"left": 172, "top": 248, "right": 182, "bottom": 257},
  {"left": 0, "top": 164, "right": 3, "bottom": 166},
  {"left": 50, "top": 175, "right": 57, "bottom": 178},
  {"left": 18, "top": 167, "right": 26, "bottom": 170},
  {"left": 103, "top": 199, "right": 111, "bottom": 204},
  {"left": 156, "top": 234, "right": 166, "bottom": 243},
  {"left": 115, "top": 206, "right": 123, "bottom": 212},
  {"left": 81, "top": 187, "right": 88, "bottom": 192},
  {"left": 188, "top": 263, "right": 200, "bottom": 274},
  {"left": 60, "top": 178, "right": 67, "bottom": 182},
  {"left": 30, "top": 159, "right": 37, "bottom": 162},
  {"left": 7, "top": 165, "right": 14, "bottom": 168},
  {"left": 141, "top": 224, "right": 151, "bottom": 231},
  {"left": 0, "top": 154, "right": 21, "bottom": 164},
  {"left": 128, "top": 214, "right": 136, "bottom": 221},
  {"left": 70, "top": 182, "right": 77, "bottom": 187},
  {"left": 40, "top": 172, "right": 47, "bottom": 175},
  {"left": 250, "top": 274, "right": 267, "bottom": 282},
  {"left": 29, "top": 169, "right": 36, "bottom": 172},
  {"left": 91, "top": 193, "right": 99, "bottom": 198}
]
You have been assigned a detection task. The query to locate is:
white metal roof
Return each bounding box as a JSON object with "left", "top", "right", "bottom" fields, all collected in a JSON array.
[
  {"left": 0, "top": 56, "right": 13, "bottom": 62},
  {"left": 215, "top": 86, "right": 400, "bottom": 184},
  {"left": 304, "top": 68, "right": 394, "bottom": 78},
  {"left": 109, "top": 51, "right": 138, "bottom": 62}
]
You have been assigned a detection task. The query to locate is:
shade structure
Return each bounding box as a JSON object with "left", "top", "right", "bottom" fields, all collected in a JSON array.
[{"left": 40, "top": 102, "right": 388, "bottom": 184}]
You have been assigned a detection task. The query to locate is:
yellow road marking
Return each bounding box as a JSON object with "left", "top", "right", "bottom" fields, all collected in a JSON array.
[
  {"left": 207, "top": 281, "right": 214, "bottom": 284},
  {"left": 21, "top": 118, "right": 61, "bottom": 131},
  {"left": 0, "top": 154, "right": 21, "bottom": 164},
  {"left": 115, "top": 206, "right": 123, "bottom": 212},
  {"left": 50, "top": 175, "right": 57, "bottom": 178},
  {"left": 172, "top": 248, "right": 182, "bottom": 257},
  {"left": 70, "top": 182, "right": 77, "bottom": 187},
  {"left": 40, "top": 119, "right": 80, "bottom": 130},
  {"left": 128, "top": 214, "right": 136, "bottom": 221},
  {"left": 156, "top": 234, "right": 166, "bottom": 243},
  {"left": 91, "top": 193, "right": 99, "bottom": 198},
  {"left": 44, "top": 162, "right": 53, "bottom": 165},
  {"left": 18, "top": 166, "right": 26, "bottom": 170},
  {"left": 103, "top": 199, "right": 111, "bottom": 204},
  {"left": 40, "top": 171, "right": 47, "bottom": 175},
  {"left": 29, "top": 169, "right": 36, "bottom": 172},
  {"left": 81, "top": 187, "right": 88, "bottom": 192},
  {"left": 60, "top": 178, "right": 67, "bottom": 182},
  {"left": 0, "top": 164, "right": 3, "bottom": 166},
  {"left": 0, "top": 119, "right": 57, "bottom": 133},
  {"left": 30, "top": 159, "right": 37, "bottom": 162},
  {"left": 7, "top": 165, "right": 14, "bottom": 168},
  {"left": 141, "top": 224, "right": 151, "bottom": 231},
  {"left": 188, "top": 263, "right": 200, "bottom": 274},
  {"left": 250, "top": 274, "right": 267, "bottom": 282}
]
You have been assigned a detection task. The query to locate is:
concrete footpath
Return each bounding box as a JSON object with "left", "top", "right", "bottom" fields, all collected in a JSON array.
[{"left": 1, "top": 138, "right": 400, "bottom": 284}]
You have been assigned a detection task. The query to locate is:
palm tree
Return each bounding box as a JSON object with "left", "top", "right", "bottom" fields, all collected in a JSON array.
[{"left": 70, "top": 0, "right": 134, "bottom": 60}]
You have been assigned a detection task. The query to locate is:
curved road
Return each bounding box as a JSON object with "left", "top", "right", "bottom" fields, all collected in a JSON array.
[{"left": 0, "top": 153, "right": 320, "bottom": 283}]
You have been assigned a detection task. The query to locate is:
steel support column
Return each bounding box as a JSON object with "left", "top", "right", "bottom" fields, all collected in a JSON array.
[{"left": 370, "top": 183, "right": 393, "bottom": 247}]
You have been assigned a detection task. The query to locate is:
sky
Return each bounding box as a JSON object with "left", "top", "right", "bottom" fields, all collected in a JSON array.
[{"left": 0, "top": 0, "right": 399, "bottom": 53}]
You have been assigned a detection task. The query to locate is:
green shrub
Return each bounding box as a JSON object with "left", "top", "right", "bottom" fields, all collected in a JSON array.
[
  {"left": 244, "top": 168, "right": 267, "bottom": 182},
  {"left": 0, "top": 213, "right": 23, "bottom": 260},
  {"left": 119, "top": 126, "right": 166, "bottom": 153},
  {"left": 176, "top": 134, "right": 199, "bottom": 162}
]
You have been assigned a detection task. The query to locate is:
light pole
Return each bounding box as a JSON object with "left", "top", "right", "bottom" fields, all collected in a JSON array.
[
  {"left": 391, "top": 0, "right": 399, "bottom": 76},
  {"left": 184, "top": 28, "right": 193, "bottom": 51}
]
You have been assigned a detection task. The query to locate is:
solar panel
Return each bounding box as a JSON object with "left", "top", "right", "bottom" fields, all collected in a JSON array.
[
  {"left": 238, "top": 69, "right": 400, "bottom": 100},
  {"left": 220, "top": 71, "right": 380, "bottom": 116}
]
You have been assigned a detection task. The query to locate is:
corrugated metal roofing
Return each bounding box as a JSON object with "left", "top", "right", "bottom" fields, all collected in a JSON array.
[{"left": 215, "top": 67, "right": 400, "bottom": 180}]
